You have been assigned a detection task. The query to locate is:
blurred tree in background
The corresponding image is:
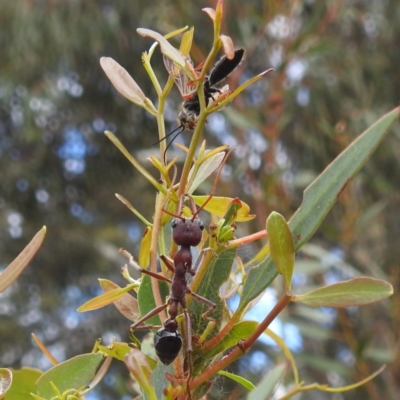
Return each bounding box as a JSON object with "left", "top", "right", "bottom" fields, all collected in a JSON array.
[{"left": 0, "top": 0, "right": 399, "bottom": 399}]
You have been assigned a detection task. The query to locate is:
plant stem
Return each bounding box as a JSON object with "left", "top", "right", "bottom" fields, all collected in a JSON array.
[{"left": 190, "top": 291, "right": 293, "bottom": 389}]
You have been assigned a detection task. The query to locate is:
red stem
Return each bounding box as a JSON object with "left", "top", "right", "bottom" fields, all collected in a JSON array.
[{"left": 190, "top": 292, "right": 293, "bottom": 389}]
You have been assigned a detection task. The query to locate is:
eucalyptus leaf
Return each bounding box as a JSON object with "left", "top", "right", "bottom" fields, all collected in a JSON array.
[
  {"left": 5, "top": 368, "right": 42, "bottom": 400},
  {"left": 293, "top": 277, "right": 393, "bottom": 307},
  {"left": 239, "top": 107, "right": 399, "bottom": 310},
  {"left": 247, "top": 363, "right": 286, "bottom": 400},
  {"left": 36, "top": 353, "right": 104, "bottom": 398}
]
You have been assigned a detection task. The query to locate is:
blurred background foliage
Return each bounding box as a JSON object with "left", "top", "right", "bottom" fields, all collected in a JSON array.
[{"left": 1, "top": 0, "right": 399, "bottom": 399}]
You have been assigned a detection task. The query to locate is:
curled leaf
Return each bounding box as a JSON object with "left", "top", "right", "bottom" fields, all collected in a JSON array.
[
  {"left": 202, "top": 7, "right": 216, "bottom": 21},
  {"left": 193, "top": 195, "right": 255, "bottom": 222},
  {"left": 220, "top": 35, "right": 235, "bottom": 59},
  {"left": 0, "top": 226, "right": 46, "bottom": 293},
  {"left": 137, "top": 28, "right": 187, "bottom": 70},
  {"left": 99, "top": 279, "right": 140, "bottom": 322},
  {"left": 0, "top": 368, "right": 12, "bottom": 396}
]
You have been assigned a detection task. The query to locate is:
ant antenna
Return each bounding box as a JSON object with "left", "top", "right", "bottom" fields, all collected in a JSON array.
[{"left": 163, "top": 125, "right": 184, "bottom": 165}]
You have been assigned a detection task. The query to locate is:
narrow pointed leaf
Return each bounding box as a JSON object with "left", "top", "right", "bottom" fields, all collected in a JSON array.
[
  {"left": 188, "top": 152, "right": 225, "bottom": 194},
  {"left": 239, "top": 107, "right": 400, "bottom": 311},
  {"left": 247, "top": 363, "right": 287, "bottom": 400},
  {"left": 36, "top": 353, "right": 104, "bottom": 398},
  {"left": 218, "top": 370, "right": 255, "bottom": 390},
  {"left": 105, "top": 131, "right": 164, "bottom": 193},
  {"left": 78, "top": 284, "right": 136, "bottom": 312},
  {"left": 210, "top": 69, "right": 274, "bottom": 113},
  {"left": 0, "top": 226, "right": 46, "bottom": 293},
  {"left": 293, "top": 277, "right": 393, "bottom": 308},
  {"left": 179, "top": 27, "right": 194, "bottom": 56},
  {"left": 193, "top": 196, "right": 255, "bottom": 222},
  {"left": 139, "top": 227, "right": 152, "bottom": 269},
  {"left": 289, "top": 107, "right": 399, "bottom": 249},
  {"left": 137, "top": 28, "right": 187, "bottom": 70},
  {"left": 266, "top": 212, "right": 294, "bottom": 290}
]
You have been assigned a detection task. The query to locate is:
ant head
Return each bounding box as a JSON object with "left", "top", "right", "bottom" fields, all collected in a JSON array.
[{"left": 171, "top": 217, "right": 204, "bottom": 247}]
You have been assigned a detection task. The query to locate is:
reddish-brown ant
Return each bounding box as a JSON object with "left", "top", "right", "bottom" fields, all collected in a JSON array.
[
  {"left": 127, "top": 149, "right": 233, "bottom": 390},
  {"left": 129, "top": 194, "right": 217, "bottom": 369}
]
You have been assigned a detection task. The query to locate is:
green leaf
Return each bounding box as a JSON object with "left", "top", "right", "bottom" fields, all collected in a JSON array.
[
  {"left": 289, "top": 107, "right": 399, "bottom": 250},
  {"left": 293, "top": 277, "right": 393, "bottom": 307},
  {"left": 36, "top": 353, "right": 104, "bottom": 398},
  {"left": 0, "top": 368, "right": 12, "bottom": 396},
  {"left": 221, "top": 198, "right": 243, "bottom": 227},
  {"left": 239, "top": 107, "right": 399, "bottom": 311},
  {"left": 97, "top": 342, "right": 132, "bottom": 362},
  {"left": 139, "top": 227, "right": 152, "bottom": 269},
  {"left": 247, "top": 363, "right": 287, "bottom": 400},
  {"left": 137, "top": 274, "right": 170, "bottom": 327},
  {"left": 266, "top": 212, "right": 294, "bottom": 290},
  {"left": 202, "top": 321, "right": 258, "bottom": 360},
  {"left": 5, "top": 368, "right": 42, "bottom": 400},
  {"left": 188, "top": 248, "right": 236, "bottom": 339},
  {"left": 218, "top": 370, "right": 255, "bottom": 391},
  {"left": 0, "top": 226, "right": 46, "bottom": 293}
]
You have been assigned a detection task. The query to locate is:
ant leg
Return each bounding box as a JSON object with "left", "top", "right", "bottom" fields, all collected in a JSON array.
[
  {"left": 189, "top": 247, "right": 217, "bottom": 276},
  {"left": 186, "top": 289, "right": 216, "bottom": 322},
  {"left": 130, "top": 302, "right": 169, "bottom": 330},
  {"left": 160, "top": 254, "right": 175, "bottom": 274},
  {"left": 120, "top": 248, "right": 172, "bottom": 283},
  {"left": 187, "top": 289, "right": 217, "bottom": 344}
]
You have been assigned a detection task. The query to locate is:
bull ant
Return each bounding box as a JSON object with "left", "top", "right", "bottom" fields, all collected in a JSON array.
[
  {"left": 126, "top": 149, "right": 232, "bottom": 395},
  {"left": 129, "top": 193, "right": 217, "bottom": 370}
]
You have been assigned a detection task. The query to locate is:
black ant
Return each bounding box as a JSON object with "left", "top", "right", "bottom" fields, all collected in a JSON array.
[
  {"left": 161, "top": 48, "right": 245, "bottom": 162},
  {"left": 128, "top": 194, "right": 217, "bottom": 370}
]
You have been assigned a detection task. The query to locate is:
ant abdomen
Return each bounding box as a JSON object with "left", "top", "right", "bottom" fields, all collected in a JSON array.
[{"left": 154, "top": 328, "right": 182, "bottom": 365}]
